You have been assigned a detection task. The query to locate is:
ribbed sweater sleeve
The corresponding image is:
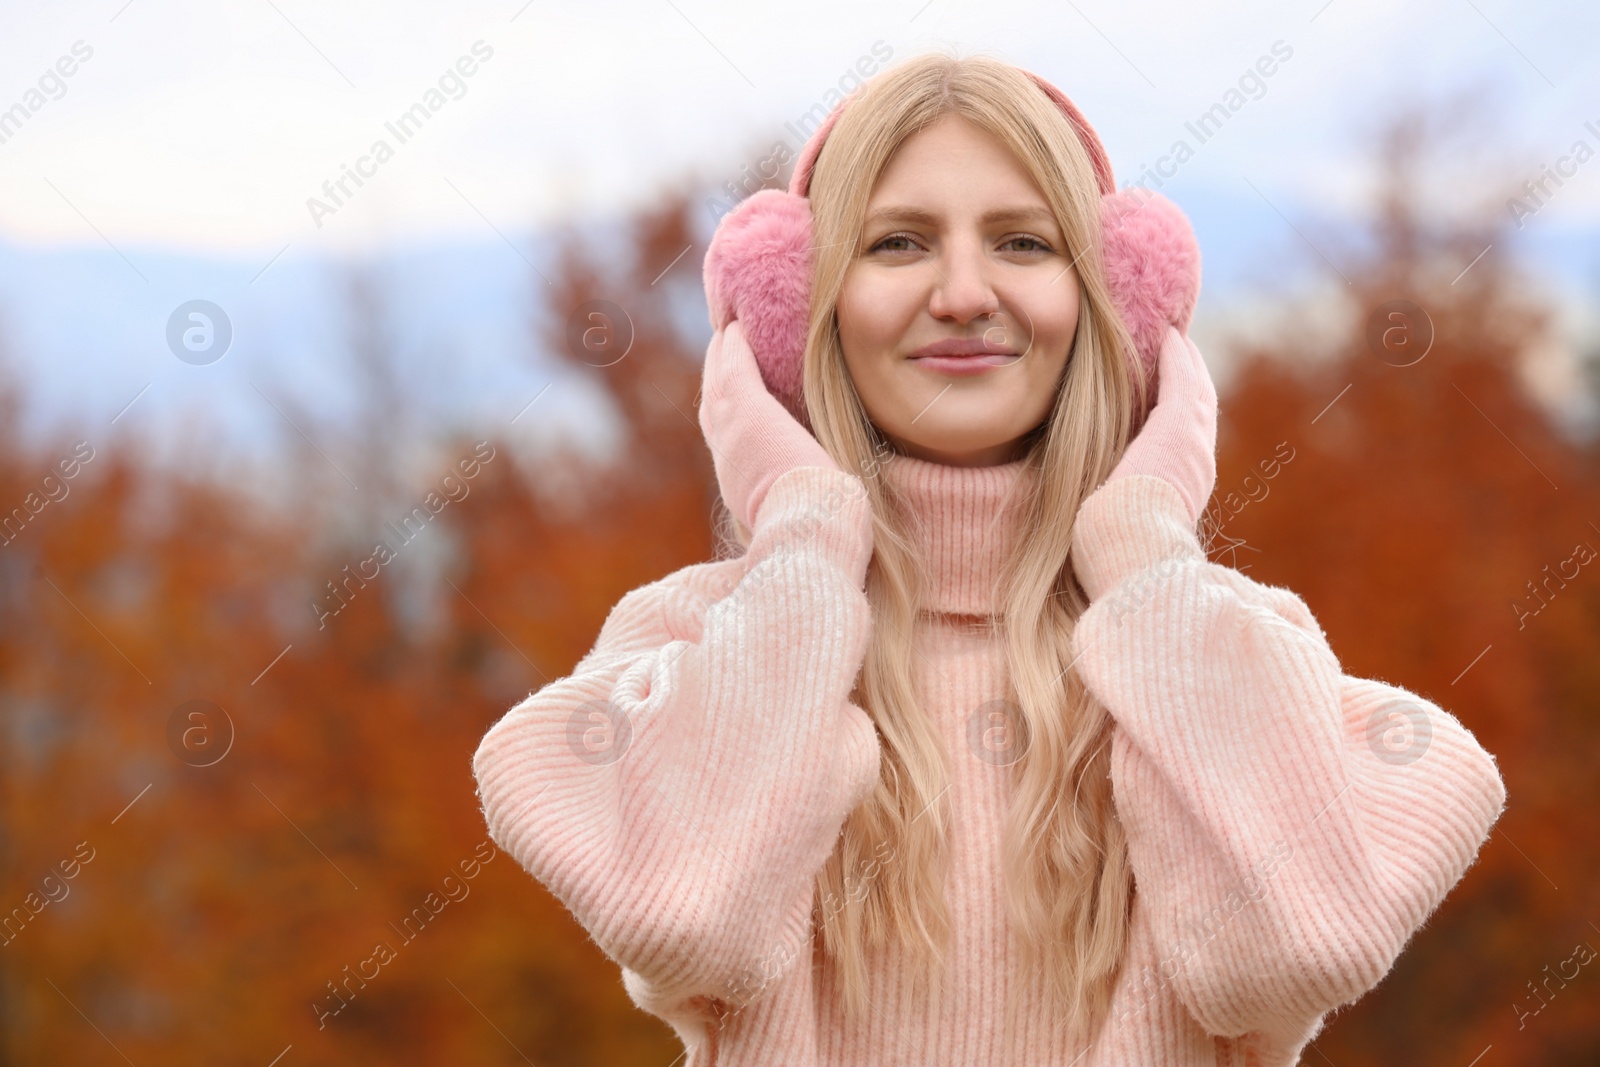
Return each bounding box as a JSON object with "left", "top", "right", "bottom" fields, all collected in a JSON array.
[
  {"left": 1069, "top": 473, "right": 1507, "bottom": 1043},
  {"left": 470, "top": 465, "right": 881, "bottom": 1027}
]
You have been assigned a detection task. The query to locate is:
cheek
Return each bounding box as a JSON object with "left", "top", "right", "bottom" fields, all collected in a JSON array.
[
  {"left": 996, "top": 276, "right": 1081, "bottom": 422},
  {"left": 839, "top": 266, "right": 927, "bottom": 346},
  {"left": 1011, "top": 276, "right": 1081, "bottom": 353},
  {"left": 837, "top": 269, "right": 922, "bottom": 391}
]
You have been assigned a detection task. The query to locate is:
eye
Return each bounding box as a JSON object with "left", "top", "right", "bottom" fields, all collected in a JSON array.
[
  {"left": 1001, "top": 234, "right": 1055, "bottom": 254},
  {"left": 868, "top": 232, "right": 922, "bottom": 254}
]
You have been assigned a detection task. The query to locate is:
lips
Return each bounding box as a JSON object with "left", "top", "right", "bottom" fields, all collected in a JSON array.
[
  {"left": 907, "top": 337, "right": 1018, "bottom": 360},
  {"left": 908, "top": 354, "right": 1022, "bottom": 376},
  {"left": 906, "top": 337, "right": 1022, "bottom": 375}
]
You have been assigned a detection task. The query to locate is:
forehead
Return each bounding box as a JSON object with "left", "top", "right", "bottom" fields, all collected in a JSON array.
[{"left": 866, "top": 114, "right": 1048, "bottom": 212}]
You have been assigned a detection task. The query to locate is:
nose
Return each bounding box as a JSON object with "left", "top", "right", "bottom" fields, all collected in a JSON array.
[{"left": 928, "top": 236, "right": 1000, "bottom": 326}]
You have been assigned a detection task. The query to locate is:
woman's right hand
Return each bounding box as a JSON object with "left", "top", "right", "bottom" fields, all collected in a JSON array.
[
  {"left": 1103, "top": 324, "right": 1218, "bottom": 527},
  {"left": 476, "top": 354, "right": 881, "bottom": 1015},
  {"left": 698, "top": 318, "right": 841, "bottom": 532}
]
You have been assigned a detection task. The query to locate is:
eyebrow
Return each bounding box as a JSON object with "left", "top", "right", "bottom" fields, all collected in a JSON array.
[{"left": 865, "top": 205, "right": 1059, "bottom": 228}]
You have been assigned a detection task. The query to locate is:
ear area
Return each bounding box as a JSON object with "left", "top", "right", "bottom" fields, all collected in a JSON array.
[
  {"left": 1098, "top": 188, "right": 1202, "bottom": 393},
  {"left": 702, "top": 189, "right": 815, "bottom": 422}
]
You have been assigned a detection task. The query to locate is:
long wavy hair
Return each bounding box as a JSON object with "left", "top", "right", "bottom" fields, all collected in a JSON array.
[{"left": 718, "top": 50, "right": 1150, "bottom": 1047}]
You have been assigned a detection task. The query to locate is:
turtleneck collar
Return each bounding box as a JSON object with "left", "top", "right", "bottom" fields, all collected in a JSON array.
[{"left": 877, "top": 450, "right": 1038, "bottom": 617}]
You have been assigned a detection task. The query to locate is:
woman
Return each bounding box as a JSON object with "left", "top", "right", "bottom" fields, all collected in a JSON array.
[{"left": 471, "top": 52, "right": 1506, "bottom": 1065}]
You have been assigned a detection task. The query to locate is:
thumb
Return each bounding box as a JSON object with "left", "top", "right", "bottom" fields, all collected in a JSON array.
[{"left": 698, "top": 325, "right": 731, "bottom": 437}]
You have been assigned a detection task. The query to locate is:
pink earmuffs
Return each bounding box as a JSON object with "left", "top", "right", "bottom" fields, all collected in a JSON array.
[{"left": 701, "top": 67, "right": 1202, "bottom": 428}]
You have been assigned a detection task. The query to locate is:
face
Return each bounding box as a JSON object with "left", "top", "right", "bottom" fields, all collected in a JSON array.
[{"left": 836, "top": 114, "right": 1081, "bottom": 467}]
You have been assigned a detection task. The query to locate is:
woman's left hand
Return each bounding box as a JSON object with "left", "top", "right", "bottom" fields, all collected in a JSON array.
[{"left": 1104, "top": 324, "right": 1218, "bottom": 526}]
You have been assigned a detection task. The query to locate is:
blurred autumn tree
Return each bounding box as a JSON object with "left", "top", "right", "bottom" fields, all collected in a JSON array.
[
  {"left": 0, "top": 183, "right": 715, "bottom": 1066},
  {"left": 1202, "top": 103, "right": 1600, "bottom": 1063},
  {"left": 0, "top": 103, "right": 1595, "bottom": 1067}
]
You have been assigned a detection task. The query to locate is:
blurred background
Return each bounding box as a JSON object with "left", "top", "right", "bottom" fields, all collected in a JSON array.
[{"left": 1, "top": 0, "right": 1597, "bottom": 1063}]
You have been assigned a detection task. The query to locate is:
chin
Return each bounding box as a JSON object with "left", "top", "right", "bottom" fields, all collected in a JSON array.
[{"left": 900, "top": 430, "right": 1013, "bottom": 462}]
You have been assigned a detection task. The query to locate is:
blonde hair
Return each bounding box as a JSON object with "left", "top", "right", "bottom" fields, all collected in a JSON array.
[{"left": 719, "top": 50, "right": 1149, "bottom": 1047}]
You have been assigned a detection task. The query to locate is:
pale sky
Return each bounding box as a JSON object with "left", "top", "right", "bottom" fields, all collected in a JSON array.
[{"left": 0, "top": 0, "right": 1594, "bottom": 255}]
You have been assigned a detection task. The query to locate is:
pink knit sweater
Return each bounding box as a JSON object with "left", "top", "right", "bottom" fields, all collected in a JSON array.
[{"left": 471, "top": 454, "right": 1506, "bottom": 1065}]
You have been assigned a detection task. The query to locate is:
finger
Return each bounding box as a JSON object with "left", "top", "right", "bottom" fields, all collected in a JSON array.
[
  {"left": 1157, "top": 325, "right": 1195, "bottom": 386},
  {"left": 701, "top": 324, "right": 731, "bottom": 404},
  {"left": 1143, "top": 326, "right": 1185, "bottom": 413},
  {"left": 706, "top": 320, "right": 757, "bottom": 405},
  {"left": 1160, "top": 328, "right": 1213, "bottom": 407},
  {"left": 711, "top": 319, "right": 760, "bottom": 399},
  {"left": 1181, "top": 334, "right": 1218, "bottom": 405}
]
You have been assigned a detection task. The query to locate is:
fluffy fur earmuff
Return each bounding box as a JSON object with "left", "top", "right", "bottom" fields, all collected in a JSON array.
[
  {"left": 701, "top": 69, "right": 1202, "bottom": 427},
  {"left": 702, "top": 189, "right": 816, "bottom": 424}
]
